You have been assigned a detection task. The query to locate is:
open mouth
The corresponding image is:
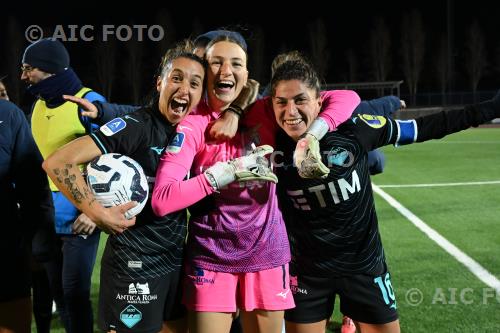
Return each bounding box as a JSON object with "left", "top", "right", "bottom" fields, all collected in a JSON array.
[
  {"left": 170, "top": 97, "right": 188, "bottom": 114},
  {"left": 215, "top": 80, "right": 235, "bottom": 92}
]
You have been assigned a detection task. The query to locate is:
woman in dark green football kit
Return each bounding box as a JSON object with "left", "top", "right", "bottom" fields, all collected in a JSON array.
[{"left": 269, "top": 54, "right": 500, "bottom": 333}]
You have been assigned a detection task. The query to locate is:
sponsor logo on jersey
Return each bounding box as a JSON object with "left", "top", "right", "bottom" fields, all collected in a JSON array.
[
  {"left": 101, "top": 118, "right": 126, "bottom": 136},
  {"left": 189, "top": 267, "right": 215, "bottom": 285},
  {"left": 359, "top": 114, "right": 386, "bottom": 129},
  {"left": 327, "top": 147, "right": 352, "bottom": 167},
  {"left": 128, "top": 282, "right": 150, "bottom": 295},
  {"left": 120, "top": 305, "right": 142, "bottom": 328},
  {"left": 116, "top": 281, "right": 158, "bottom": 305},
  {"left": 194, "top": 267, "right": 204, "bottom": 276},
  {"left": 177, "top": 125, "right": 192, "bottom": 131},
  {"left": 150, "top": 146, "right": 165, "bottom": 155},
  {"left": 287, "top": 170, "right": 361, "bottom": 210},
  {"left": 165, "top": 132, "right": 185, "bottom": 153},
  {"left": 290, "top": 275, "right": 308, "bottom": 295},
  {"left": 128, "top": 261, "right": 142, "bottom": 269},
  {"left": 124, "top": 115, "right": 139, "bottom": 122}
]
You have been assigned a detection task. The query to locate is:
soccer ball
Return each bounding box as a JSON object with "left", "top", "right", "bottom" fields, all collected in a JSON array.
[{"left": 86, "top": 153, "right": 148, "bottom": 219}]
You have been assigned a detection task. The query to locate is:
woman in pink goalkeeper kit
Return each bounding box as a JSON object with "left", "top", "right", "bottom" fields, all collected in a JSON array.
[{"left": 152, "top": 34, "right": 360, "bottom": 333}]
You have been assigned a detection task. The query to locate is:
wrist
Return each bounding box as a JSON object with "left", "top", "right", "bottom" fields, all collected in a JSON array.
[
  {"left": 204, "top": 171, "right": 219, "bottom": 191},
  {"left": 94, "top": 102, "right": 103, "bottom": 120},
  {"left": 225, "top": 105, "right": 243, "bottom": 118},
  {"left": 204, "top": 162, "right": 236, "bottom": 190},
  {"left": 86, "top": 200, "right": 107, "bottom": 222},
  {"left": 306, "top": 117, "right": 329, "bottom": 140}
]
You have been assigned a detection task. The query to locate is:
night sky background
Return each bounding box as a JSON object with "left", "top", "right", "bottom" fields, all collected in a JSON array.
[{"left": 1, "top": 0, "right": 499, "bottom": 109}]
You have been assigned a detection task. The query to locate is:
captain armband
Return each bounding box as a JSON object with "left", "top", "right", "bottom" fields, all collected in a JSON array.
[{"left": 394, "top": 119, "right": 418, "bottom": 146}]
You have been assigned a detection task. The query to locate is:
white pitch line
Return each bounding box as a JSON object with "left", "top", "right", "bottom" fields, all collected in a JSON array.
[
  {"left": 377, "top": 180, "right": 500, "bottom": 188},
  {"left": 372, "top": 184, "right": 500, "bottom": 293}
]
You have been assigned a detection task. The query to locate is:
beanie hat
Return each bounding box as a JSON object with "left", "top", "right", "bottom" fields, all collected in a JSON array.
[
  {"left": 22, "top": 38, "right": 70, "bottom": 74},
  {"left": 194, "top": 30, "right": 247, "bottom": 51}
]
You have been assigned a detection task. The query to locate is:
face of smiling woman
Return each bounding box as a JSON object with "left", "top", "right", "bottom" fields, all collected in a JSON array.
[
  {"left": 272, "top": 79, "right": 322, "bottom": 141},
  {"left": 156, "top": 57, "right": 205, "bottom": 124},
  {"left": 205, "top": 41, "right": 248, "bottom": 112}
]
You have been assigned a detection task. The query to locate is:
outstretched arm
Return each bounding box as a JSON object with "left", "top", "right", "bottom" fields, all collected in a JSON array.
[
  {"left": 354, "top": 96, "right": 403, "bottom": 117},
  {"left": 64, "top": 94, "right": 139, "bottom": 126},
  {"left": 42, "top": 136, "right": 136, "bottom": 234},
  {"left": 356, "top": 91, "right": 500, "bottom": 151},
  {"left": 413, "top": 93, "right": 500, "bottom": 143}
]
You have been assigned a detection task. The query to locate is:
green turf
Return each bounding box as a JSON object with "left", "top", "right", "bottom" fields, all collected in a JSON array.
[{"left": 368, "top": 128, "right": 500, "bottom": 332}]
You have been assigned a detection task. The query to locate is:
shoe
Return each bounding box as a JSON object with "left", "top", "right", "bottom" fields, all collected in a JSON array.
[{"left": 341, "top": 315, "right": 356, "bottom": 333}]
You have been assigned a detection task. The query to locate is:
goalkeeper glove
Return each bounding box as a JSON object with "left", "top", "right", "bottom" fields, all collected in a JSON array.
[
  {"left": 204, "top": 145, "right": 278, "bottom": 190},
  {"left": 294, "top": 118, "right": 330, "bottom": 179}
]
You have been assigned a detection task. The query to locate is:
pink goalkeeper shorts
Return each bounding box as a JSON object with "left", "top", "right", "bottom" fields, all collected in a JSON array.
[{"left": 183, "top": 264, "right": 295, "bottom": 312}]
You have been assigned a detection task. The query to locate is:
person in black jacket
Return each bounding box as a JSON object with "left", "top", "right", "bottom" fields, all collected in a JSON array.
[{"left": 0, "top": 99, "right": 55, "bottom": 333}]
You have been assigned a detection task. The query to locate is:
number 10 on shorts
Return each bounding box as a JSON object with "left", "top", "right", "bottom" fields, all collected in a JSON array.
[{"left": 374, "top": 272, "right": 397, "bottom": 309}]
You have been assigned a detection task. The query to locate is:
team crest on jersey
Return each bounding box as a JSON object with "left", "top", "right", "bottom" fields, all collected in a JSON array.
[
  {"left": 359, "top": 114, "right": 386, "bottom": 128},
  {"left": 100, "top": 118, "right": 126, "bottom": 136},
  {"left": 165, "top": 132, "right": 185, "bottom": 153},
  {"left": 327, "top": 147, "right": 353, "bottom": 167}
]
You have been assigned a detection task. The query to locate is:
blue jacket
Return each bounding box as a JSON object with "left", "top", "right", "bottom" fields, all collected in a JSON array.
[
  {"left": 0, "top": 100, "right": 55, "bottom": 261},
  {"left": 93, "top": 101, "right": 139, "bottom": 125},
  {"left": 353, "top": 96, "right": 401, "bottom": 117}
]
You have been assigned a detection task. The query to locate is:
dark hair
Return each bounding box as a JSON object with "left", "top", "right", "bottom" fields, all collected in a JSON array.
[
  {"left": 145, "top": 40, "right": 206, "bottom": 108},
  {"left": 157, "top": 39, "right": 206, "bottom": 78},
  {"left": 270, "top": 51, "right": 302, "bottom": 77},
  {"left": 204, "top": 34, "right": 248, "bottom": 64},
  {"left": 270, "top": 52, "right": 321, "bottom": 98}
]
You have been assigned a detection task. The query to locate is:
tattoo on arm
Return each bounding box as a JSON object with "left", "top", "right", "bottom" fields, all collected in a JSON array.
[{"left": 52, "top": 163, "right": 91, "bottom": 205}]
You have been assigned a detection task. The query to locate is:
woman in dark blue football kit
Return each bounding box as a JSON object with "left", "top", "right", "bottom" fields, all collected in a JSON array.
[
  {"left": 43, "top": 41, "right": 205, "bottom": 333},
  {"left": 268, "top": 55, "right": 500, "bottom": 333}
]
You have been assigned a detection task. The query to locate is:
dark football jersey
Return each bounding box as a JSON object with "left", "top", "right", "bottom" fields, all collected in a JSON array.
[
  {"left": 276, "top": 101, "right": 500, "bottom": 276},
  {"left": 91, "top": 106, "right": 186, "bottom": 279}
]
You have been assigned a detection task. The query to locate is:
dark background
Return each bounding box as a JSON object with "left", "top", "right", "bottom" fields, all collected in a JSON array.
[{"left": 1, "top": 0, "right": 498, "bottom": 109}]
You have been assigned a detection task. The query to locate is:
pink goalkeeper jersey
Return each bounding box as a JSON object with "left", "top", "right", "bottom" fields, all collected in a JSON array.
[{"left": 152, "top": 91, "right": 360, "bottom": 273}]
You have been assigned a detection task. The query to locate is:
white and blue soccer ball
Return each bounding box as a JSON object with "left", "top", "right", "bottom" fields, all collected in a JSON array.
[{"left": 86, "top": 153, "right": 148, "bottom": 219}]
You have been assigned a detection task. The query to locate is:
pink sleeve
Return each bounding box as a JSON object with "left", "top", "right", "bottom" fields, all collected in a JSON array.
[
  {"left": 319, "top": 90, "right": 361, "bottom": 130},
  {"left": 151, "top": 117, "right": 215, "bottom": 217}
]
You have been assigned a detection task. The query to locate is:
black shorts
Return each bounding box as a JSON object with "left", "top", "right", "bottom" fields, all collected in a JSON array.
[
  {"left": 285, "top": 263, "right": 398, "bottom": 325},
  {"left": 98, "top": 249, "right": 186, "bottom": 333}
]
